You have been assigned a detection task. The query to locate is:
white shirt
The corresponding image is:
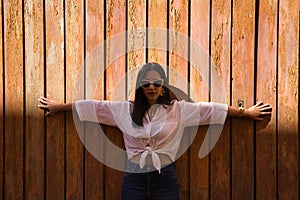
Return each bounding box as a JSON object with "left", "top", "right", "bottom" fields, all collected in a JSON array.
[{"left": 75, "top": 100, "right": 228, "bottom": 172}]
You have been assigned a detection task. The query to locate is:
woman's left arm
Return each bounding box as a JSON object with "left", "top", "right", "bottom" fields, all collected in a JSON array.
[{"left": 228, "top": 101, "right": 272, "bottom": 120}]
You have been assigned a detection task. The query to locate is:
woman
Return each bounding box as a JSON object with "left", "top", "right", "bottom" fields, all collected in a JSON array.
[{"left": 38, "top": 62, "right": 272, "bottom": 200}]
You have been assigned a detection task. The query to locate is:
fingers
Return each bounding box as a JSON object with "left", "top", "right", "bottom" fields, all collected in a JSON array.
[
  {"left": 255, "top": 101, "right": 264, "bottom": 107},
  {"left": 260, "top": 111, "right": 272, "bottom": 115},
  {"left": 38, "top": 104, "right": 47, "bottom": 109},
  {"left": 258, "top": 103, "right": 271, "bottom": 109},
  {"left": 39, "top": 96, "right": 51, "bottom": 103},
  {"left": 38, "top": 96, "right": 54, "bottom": 116},
  {"left": 45, "top": 111, "right": 55, "bottom": 116},
  {"left": 256, "top": 102, "right": 272, "bottom": 112},
  {"left": 38, "top": 99, "right": 48, "bottom": 106}
]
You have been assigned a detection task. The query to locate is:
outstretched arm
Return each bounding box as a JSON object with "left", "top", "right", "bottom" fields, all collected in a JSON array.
[
  {"left": 38, "top": 96, "right": 73, "bottom": 116},
  {"left": 228, "top": 101, "right": 272, "bottom": 120}
]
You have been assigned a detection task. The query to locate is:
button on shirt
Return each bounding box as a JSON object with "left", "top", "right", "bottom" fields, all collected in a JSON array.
[{"left": 75, "top": 100, "right": 228, "bottom": 173}]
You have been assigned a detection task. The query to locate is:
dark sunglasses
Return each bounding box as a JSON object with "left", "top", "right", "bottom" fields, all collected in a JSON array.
[{"left": 140, "top": 79, "right": 164, "bottom": 89}]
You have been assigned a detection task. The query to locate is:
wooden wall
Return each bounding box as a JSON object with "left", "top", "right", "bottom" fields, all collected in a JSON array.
[{"left": 0, "top": 0, "right": 299, "bottom": 199}]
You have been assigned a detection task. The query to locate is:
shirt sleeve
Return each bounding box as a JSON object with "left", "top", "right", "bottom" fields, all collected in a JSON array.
[
  {"left": 74, "top": 100, "right": 117, "bottom": 126},
  {"left": 180, "top": 100, "right": 228, "bottom": 126}
]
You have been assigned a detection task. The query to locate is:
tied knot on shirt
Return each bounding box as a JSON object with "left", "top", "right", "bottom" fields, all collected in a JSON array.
[{"left": 139, "top": 146, "right": 161, "bottom": 173}]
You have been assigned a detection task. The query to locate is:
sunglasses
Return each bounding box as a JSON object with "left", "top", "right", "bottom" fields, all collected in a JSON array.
[{"left": 140, "top": 79, "right": 164, "bottom": 89}]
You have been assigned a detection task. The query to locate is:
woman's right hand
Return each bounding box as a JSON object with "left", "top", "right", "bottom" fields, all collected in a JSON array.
[{"left": 38, "top": 96, "right": 62, "bottom": 116}]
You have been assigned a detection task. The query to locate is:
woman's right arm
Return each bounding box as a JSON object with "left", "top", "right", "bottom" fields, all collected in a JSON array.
[
  {"left": 38, "top": 97, "right": 120, "bottom": 127},
  {"left": 38, "top": 96, "right": 72, "bottom": 116}
]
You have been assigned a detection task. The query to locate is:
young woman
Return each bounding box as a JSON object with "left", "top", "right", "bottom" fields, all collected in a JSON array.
[{"left": 38, "top": 62, "right": 272, "bottom": 200}]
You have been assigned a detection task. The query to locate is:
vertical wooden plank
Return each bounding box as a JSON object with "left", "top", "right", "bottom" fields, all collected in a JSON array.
[
  {"left": 3, "top": 0, "right": 24, "bottom": 199},
  {"left": 127, "top": 0, "right": 146, "bottom": 100},
  {"left": 24, "top": 0, "right": 45, "bottom": 199},
  {"left": 85, "top": 0, "right": 105, "bottom": 199},
  {"left": 256, "top": 0, "right": 278, "bottom": 199},
  {"left": 45, "top": 0, "right": 65, "bottom": 199},
  {"left": 65, "top": 0, "right": 84, "bottom": 199},
  {"left": 169, "top": 1, "right": 189, "bottom": 199},
  {"left": 105, "top": 0, "right": 126, "bottom": 199},
  {"left": 190, "top": 0, "right": 210, "bottom": 199},
  {"left": 0, "top": 0, "right": 3, "bottom": 198},
  {"left": 231, "top": 0, "right": 255, "bottom": 199},
  {"left": 148, "top": 0, "right": 167, "bottom": 66},
  {"left": 277, "top": 1, "right": 299, "bottom": 199},
  {"left": 210, "top": 0, "right": 231, "bottom": 199},
  {"left": 169, "top": 0, "right": 188, "bottom": 93}
]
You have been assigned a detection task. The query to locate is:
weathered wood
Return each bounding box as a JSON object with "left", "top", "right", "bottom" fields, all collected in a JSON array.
[
  {"left": 169, "top": 0, "right": 188, "bottom": 94},
  {"left": 24, "top": 0, "right": 45, "bottom": 199},
  {"left": 190, "top": 0, "right": 210, "bottom": 199},
  {"left": 168, "top": 1, "right": 190, "bottom": 199},
  {"left": 0, "top": 0, "right": 299, "bottom": 199},
  {"left": 277, "top": 1, "right": 299, "bottom": 199},
  {"left": 231, "top": 0, "right": 256, "bottom": 199},
  {"left": 85, "top": 0, "right": 105, "bottom": 199},
  {"left": 127, "top": 0, "right": 146, "bottom": 99},
  {"left": 148, "top": 0, "right": 167, "bottom": 66},
  {"left": 255, "top": 0, "right": 278, "bottom": 199},
  {"left": 3, "top": 0, "right": 24, "bottom": 199},
  {"left": 0, "top": 0, "right": 3, "bottom": 198},
  {"left": 105, "top": 0, "right": 127, "bottom": 199},
  {"left": 45, "top": 0, "right": 65, "bottom": 199},
  {"left": 210, "top": 0, "right": 231, "bottom": 199},
  {"left": 65, "top": 0, "right": 85, "bottom": 199}
]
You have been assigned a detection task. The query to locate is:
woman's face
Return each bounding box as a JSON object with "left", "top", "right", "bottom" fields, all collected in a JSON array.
[{"left": 141, "top": 70, "right": 164, "bottom": 106}]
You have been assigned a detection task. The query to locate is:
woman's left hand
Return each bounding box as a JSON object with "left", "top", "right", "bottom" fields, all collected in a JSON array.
[
  {"left": 245, "top": 101, "right": 272, "bottom": 120},
  {"left": 38, "top": 96, "right": 62, "bottom": 116}
]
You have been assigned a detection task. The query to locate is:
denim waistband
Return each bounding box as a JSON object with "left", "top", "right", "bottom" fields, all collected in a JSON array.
[{"left": 125, "top": 160, "right": 175, "bottom": 174}]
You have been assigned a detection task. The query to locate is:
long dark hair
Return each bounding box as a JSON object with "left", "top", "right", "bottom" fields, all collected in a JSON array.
[{"left": 131, "top": 62, "right": 171, "bottom": 127}]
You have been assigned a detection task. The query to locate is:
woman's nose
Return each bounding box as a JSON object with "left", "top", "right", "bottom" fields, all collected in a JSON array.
[{"left": 148, "top": 83, "right": 155, "bottom": 89}]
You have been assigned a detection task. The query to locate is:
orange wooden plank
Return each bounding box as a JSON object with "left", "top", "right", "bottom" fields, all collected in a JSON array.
[
  {"left": 105, "top": 0, "right": 127, "bottom": 199},
  {"left": 45, "top": 0, "right": 65, "bottom": 199},
  {"left": 190, "top": 0, "right": 210, "bottom": 199},
  {"left": 169, "top": 0, "right": 189, "bottom": 93},
  {"left": 24, "top": 0, "right": 45, "bottom": 199},
  {"left": 65, "top": 0, "right": 84, "bottom": 199},
  {"left": 148, "top": 0, "right": 167, "bottom": 66},
  {"left": 168, "top": 1, "right": 190, "bottom": 199},
  {"left": 210, "top": 0, "right": 231, "bottom": 199},
  {"left": 255, "top": 0, "right": 278, "bottom": 199},
  {"left": 0, "top": 0, "right": 3, "bottom": 198},
  {"left": 3, "top": 0, "right": 24, "bottom": 199},
  {"left": 85, "top": 0, "right": 105, "bottom": 199},
  {"left": 231, "top": 0, "right": 256, "bottom": 198},
  {"left": 127, "top": 0, "right": 146, "bottom": 100},
  {"left": 277, "top": 1, "right": 299, "bottom": 199}
]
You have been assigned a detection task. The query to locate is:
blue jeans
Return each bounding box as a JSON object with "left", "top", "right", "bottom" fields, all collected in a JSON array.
[{"left": 121, "top": 162, "right": 180, "bottom": 200}]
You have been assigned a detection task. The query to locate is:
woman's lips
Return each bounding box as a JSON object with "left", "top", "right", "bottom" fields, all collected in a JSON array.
[{"left": 147, "top": 91, "right": 156, "bottom": 96}]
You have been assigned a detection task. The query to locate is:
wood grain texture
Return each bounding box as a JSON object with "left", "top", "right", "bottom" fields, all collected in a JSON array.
[
  {"left": 0, "top": 0, "right": 3, "bottom": 198},
  {"left": 277, "top": 1, "right": 299, "bottom": 199},
  {"left": 255, "top": 0, "right": 278, "bottom": 199},
  {"left": 3, "top": 0, "right": 24, "bottom": 199},
  {"left": 45, "top": 0, "right": 65, "bottom": 199},
  {"left": 65, "top": 0, "right": 84, "bottom": 199},
  {"left": 168, "top": 1, "right": 189, "bottom": 199},
  {"left": 210, "top": 0, "right": 231, "bottom": 199},
  {"left": 0, "top": 0, "right": 299, "bottom": 199},
  {"left": 85, "top": 0, "right": 105, "bottom": 199},
  {"left": 105, "top": 0, "right": 127, "bottom": 199},
  {"left": 190, "top": 0, "right": 210, "bottom": 199},
  {"left": 148, "top": 0, "right": 167, "bottom": 66},
  {"left": 231, "top": 0, "right": 255, "bottom": 199},
  {"left": 24, "top": 0, "right": 45, "bottom": 199},
  {"left": 127, "top": 0, "right": 146, "bottom": 100},
  {"left": 169, "top": 0, "right": 188, "bottom": 93}
]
